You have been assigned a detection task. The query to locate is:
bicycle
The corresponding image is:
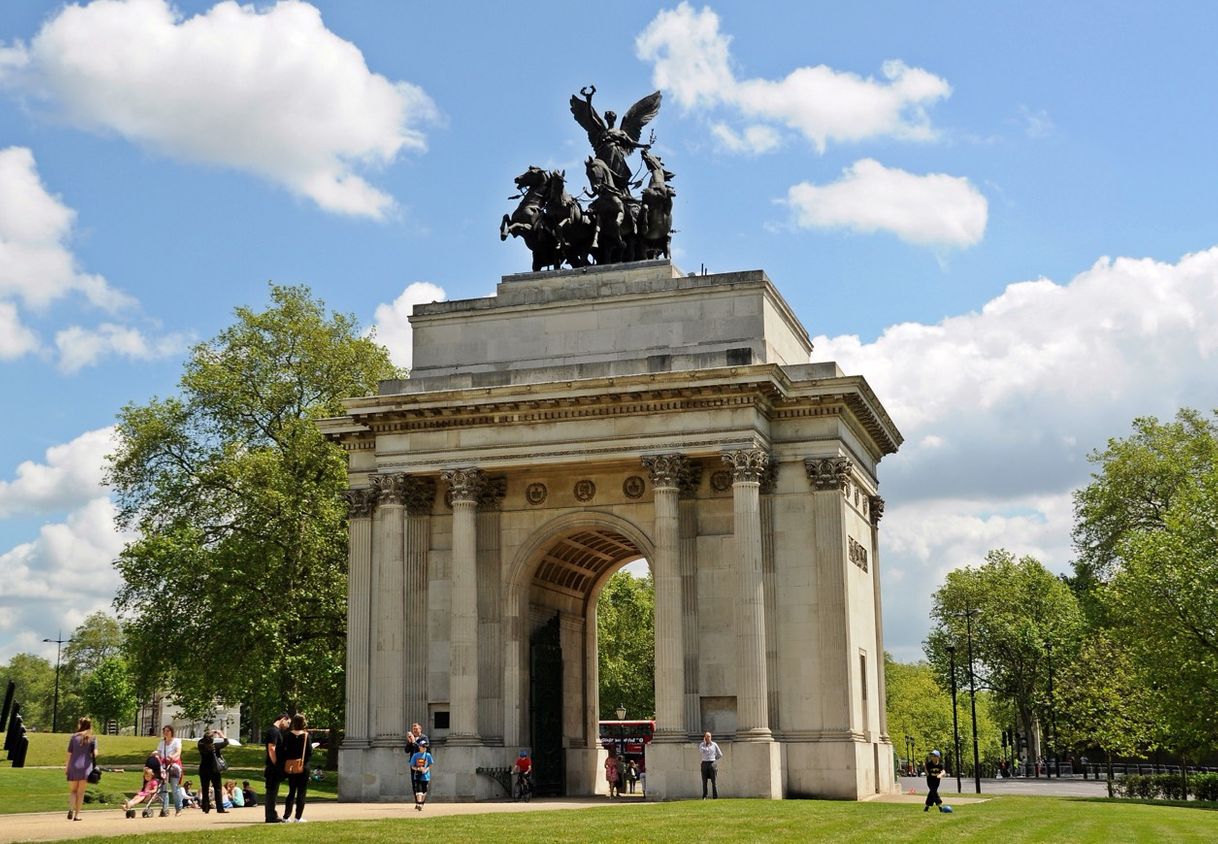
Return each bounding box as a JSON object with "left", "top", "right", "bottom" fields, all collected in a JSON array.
[{"left": 513, "top": 771, "right": 532, "bottom": 802}]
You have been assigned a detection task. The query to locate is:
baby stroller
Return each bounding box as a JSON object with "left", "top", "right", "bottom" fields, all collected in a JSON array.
[{"left": 124, "top": 754, "right": 170, "bottom": 819}]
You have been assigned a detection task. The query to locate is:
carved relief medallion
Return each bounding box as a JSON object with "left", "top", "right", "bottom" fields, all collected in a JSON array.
[
  {"left": 526, "top": 482, "right": 548, "bottom": 505},
  {"left": 710, "top": 470, "right": 732, "bottom": 492},
  {"left": 574, "top": 479, "right": 596, "bottom": 502},
  {"left": 622, "top": 475, "right": 645, "bottom": 499}
]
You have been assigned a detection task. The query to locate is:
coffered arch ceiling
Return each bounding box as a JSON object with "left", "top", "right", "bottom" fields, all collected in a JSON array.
[{"left": 532, "top": 528, "right": 646, "bottom": 600}]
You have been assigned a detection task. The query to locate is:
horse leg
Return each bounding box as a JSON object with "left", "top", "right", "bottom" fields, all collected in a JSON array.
[{"left": 500, "top": 214, "right": 510, "bottom": 241}]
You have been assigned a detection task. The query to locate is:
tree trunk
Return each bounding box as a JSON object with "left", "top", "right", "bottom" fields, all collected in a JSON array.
[{"left": 1106, "top": 749, "right": 1114, "bottom": 798}]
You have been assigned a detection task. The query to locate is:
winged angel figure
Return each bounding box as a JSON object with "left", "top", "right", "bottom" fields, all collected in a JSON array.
[{"left": 570, "top": 86, "right": 662, "bottom": 192}]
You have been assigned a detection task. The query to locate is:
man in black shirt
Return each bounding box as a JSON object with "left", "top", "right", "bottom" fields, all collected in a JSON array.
[{"left": 263, "top": 713, "right": 290, "bottom": 823}]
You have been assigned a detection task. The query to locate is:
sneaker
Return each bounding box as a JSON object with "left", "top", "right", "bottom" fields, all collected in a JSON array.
[
  {"left": 296, "top": 818, "right": 308, "bottom": 823},
  {"left": 159, "top": 810, "right": 169, "bottom": 818},
  {"left": 924, "top": 805, "right": 930, "bottom": 812},
  {"left": 68, "top": 812, "right": 74, "bottom": 821}
]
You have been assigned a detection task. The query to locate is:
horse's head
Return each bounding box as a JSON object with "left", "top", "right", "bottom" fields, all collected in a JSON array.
[{"left": 514, "top": 166, "right": 548, "bottom": 191}]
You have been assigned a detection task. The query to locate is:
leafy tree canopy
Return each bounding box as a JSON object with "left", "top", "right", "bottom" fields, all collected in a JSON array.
[
  {"left": 82, "top": 656, "right": 137, "bottom": 730},
  {"left": 107, "top": 284, "right": 399, "bottom": 730},
  {"left": 924, "top": 549, "right": 1083, "bottom": 757},
  {"left": 596, "top": 568, "right": 654, "bottom": 721},
  {"left": 63, "top": 612, "right": 124, "bottom": 678}
]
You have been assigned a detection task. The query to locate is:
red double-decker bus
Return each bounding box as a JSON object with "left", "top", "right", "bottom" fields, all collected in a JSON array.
[{"left": 598, "top": 719, "right": 655, "bottom": 763}]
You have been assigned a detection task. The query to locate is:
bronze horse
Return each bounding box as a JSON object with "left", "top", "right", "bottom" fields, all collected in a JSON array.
[
  {"left": 639, "top": 149, "right": 675, "bottom": 260},
  {"left": 500, "top": 167, "right": 561, "bottom": 271}
]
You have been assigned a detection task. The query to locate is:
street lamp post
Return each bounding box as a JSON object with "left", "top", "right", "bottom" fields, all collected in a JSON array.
[
  {"left": 964, "top": 607, "right": 982, "bottom": 794},
  {"left": 947, "top": 645, "right": 963, "bottom": 794},
  {"left": 1045, "top": 641, "right": 1057, "bottom": 778},
  {"left": 615, "top": 705, "right": 626, "bottom": 759},
  {"left": 42, "top": 631, "right": 73, "bottom": 734}
]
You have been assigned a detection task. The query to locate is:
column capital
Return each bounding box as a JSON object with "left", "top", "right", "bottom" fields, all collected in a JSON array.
[
  {"left": 804, "top": 456, "right": 854, "bottom": 492},
  {"left": 869, "top": 494, "right": 885, "bottom": 527},
  {"left": 343, "top": 487, "right": 377, "bottom": 518},
  {"left": 402, "top": 476, "right": 437, "bottom": 514},
  {"left": 722, "top": 448, "right": 769, "bottom": 484},
  {"left": 642, "top": 453, "right": 694, "bottom": 491},
  {"left": 370, "top": 472, "right": 409, "bottom": 505},
  {"left": 441, "top": 467, "right": 487, "bottom": 503}
]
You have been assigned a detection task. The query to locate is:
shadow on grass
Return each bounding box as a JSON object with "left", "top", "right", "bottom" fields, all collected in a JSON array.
[{"left": 1067, "top": 796, "right": 1218, "bottom": 812}]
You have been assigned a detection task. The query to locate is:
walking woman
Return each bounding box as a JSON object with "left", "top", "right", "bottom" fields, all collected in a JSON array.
[
  {"left": 196, "top": 729, "right": 229, "bottom": 814},
  {"left": 156, "top": 725, "right": 183, "bottom": 816},
  {"left": 65, "top": 717, "right": 96, "bottom": 821},
  {"left": 281, "top": 714, "right": 313, "bottom": 823}
]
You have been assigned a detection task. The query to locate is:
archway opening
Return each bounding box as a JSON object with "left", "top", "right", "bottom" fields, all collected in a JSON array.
[{"left": 524, "top": 525, "right": 654, "bottom": 795}]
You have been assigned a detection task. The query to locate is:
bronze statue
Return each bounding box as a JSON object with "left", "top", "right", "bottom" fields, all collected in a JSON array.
[
  {"left": 501, "top": 85, "right": 674, "bottom": 271},
  {"left": 570, "top": 86, "right": 662, "bottom": 192}
]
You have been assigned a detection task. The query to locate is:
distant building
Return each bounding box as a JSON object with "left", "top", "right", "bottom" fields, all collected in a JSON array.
[{"left": 136, "top": 693, "right": 240, "bottom": 739}]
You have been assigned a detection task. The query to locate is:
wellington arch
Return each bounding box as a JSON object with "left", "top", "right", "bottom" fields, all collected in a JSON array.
[{"left": 319, "top": 260, "right": 903, "bottom": 801}]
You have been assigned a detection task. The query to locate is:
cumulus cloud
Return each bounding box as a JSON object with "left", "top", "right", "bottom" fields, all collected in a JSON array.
[
  {"left": 371, "top": 281, "right": 447, "bottom": 369},
  {"left": 0, "top": 427, "right": 116, "bottom": 518},
  {"left": 636, "top": 3, "right": 951, "bottom": 153},
  {"left": 55, "top": 323, "right": 188, "bottom": 373},
  {"left": 815, "top": 247, "right": 1218, "bottom": 658},
  {"left": 0, "top": 146, "right": 134, "bottom": 311},
  {"left": 0, "top": 0, "right": 438, "bottom": 219},
  {"left": 0, "top": 497, "right": 131, "bottom": 662},
  {"left": 0, "top": 300, "right": 38, "bottom": 359},
  {"left": 786, "top": 159, "right": 987, "bottom": 248}
]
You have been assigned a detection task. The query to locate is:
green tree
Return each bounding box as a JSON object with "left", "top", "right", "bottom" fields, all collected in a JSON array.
[
  {"left": 925, "top": 550, "right": 1084, "bottom": 764},
  {"left": 1070, "top": 409, "right": 1218, "bottom": 619},
  {"left": 1105, "top": 463, "right": 1218, "bottom": 753},
  {"left": 0, "top": 653, "right": 55, "bottom": 730},
  {"left": 63, "top": 612, "right": 125, "bottom": 677},
  {"left": 1054, "top": 631, "right": 1154, "bottom": 795},
  {"left": 596, "top": 569, "right": 654, "bottom": 720},
  {"left": 81, "top": 656, "right": 137, "bottom": 731},
  {"left": 107, "top": 284, "right": 399, "bottom": 732}
]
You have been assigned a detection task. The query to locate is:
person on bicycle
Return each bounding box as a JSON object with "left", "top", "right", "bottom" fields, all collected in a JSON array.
[{"left": 513, "top": 749, "right": 533, "bottom": 797}]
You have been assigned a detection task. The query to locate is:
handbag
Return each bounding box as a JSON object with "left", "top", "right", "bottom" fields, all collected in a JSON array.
[
  {"left": 216, "top": 753, "right": 228, "bottom": 773},
  {"left": 284, "top": 731, "right": 307, "bottom": 775},
  {"left": 86, "top": 739, "right": 101, "bottom": 783}
]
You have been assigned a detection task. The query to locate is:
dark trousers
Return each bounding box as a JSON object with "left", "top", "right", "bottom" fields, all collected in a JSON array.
[
  {"left": 283, "top": 773, "right": 308, "bottom": 819},
  {"left": 925, "top": 776, "right": 942, "bottom": 807},
  {"left": 199, "top": 767, "right": 223, "bottom": 812},
  {"left": 264, "top": 767, "right": 283, "bottom": 822},
  {"left": 701, "top": 760, "right": 718, "bottom": 798}
]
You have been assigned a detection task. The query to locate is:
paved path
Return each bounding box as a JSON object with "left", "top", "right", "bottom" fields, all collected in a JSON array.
[
  {"left": 1, "top": 798, "right": 639, "bottom": 844},
  {"left": 898, "top": 775, "right": 1113, "bottom": 798}
]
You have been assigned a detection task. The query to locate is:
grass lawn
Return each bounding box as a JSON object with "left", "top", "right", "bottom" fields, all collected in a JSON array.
[
  {"left": 48, "top": 796, "right": 1218, "bottom": 843},
  {"left": 16, "top": 731, "right": 282, "bottom": 768},
  {"left": 0, "top": 766, "right": 338, "bottom": 814}
]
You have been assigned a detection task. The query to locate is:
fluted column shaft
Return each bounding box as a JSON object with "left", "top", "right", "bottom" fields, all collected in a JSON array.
[
  {"left": 869, "top": 495, "right": 889, "bottom": 739},
  {"left": 343, "top": 489, "right": 376, "bottom": 748},
  {"left": 724, "top": 449, "right": 771, "bottom": 738},
  {"left": 806, "top": 457, "right": 854, "bottom": 732},
  {"left": 370, "top": 474, "right": 406, "bottom": 743},
  {"left": 642, "top": 454, "right": 687, "bottom": 741},
  {"left": 443, "top": 467, "right": 485, "bottom": 744}
]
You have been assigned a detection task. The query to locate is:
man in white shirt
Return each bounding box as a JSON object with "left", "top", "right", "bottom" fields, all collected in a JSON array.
[{"left": 698, "top": 732, "right": 722, "bottom": 799}]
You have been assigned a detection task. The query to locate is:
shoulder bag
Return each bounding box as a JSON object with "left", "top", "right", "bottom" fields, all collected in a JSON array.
[
  {"left": 284, "top": 731, "right": 307, "bottom": 775},
  {"left": 86, "top": 738, "right": 102, "bottom": 783}
]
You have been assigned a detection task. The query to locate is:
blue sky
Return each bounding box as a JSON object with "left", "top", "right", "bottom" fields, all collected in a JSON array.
[{"left": 1, "top": 0, "right": 1217, "bottom": 664}]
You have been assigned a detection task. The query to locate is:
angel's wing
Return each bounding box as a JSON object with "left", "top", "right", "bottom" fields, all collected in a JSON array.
[
  {"left": 621, "top": 91, "right": 662, "bottom": 143},
  {"left": 570, "top": 95, "right": 606, "bottom": 146}
]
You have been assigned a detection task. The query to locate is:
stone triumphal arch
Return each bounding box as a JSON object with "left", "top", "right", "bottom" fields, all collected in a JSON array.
[{"left": 320, "top": 261, "right": 902, "bottom": 801}]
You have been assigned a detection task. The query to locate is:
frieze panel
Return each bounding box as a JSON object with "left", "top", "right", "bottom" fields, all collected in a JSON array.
[{"left": 848, "top": 536, "right": 870, "bottom": 573}]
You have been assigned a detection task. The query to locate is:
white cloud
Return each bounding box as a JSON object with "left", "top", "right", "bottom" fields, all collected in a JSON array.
[
  {"left": 0, "top": 497, "right": 130, "bottom": 663},
  {"left": 0, "top": 0, "right": 438, "bottom": 219},
  {"left": 371, "top": 281, "right": 447, "bottom": 369},
  {"left": 815, "top": 247, "right": 1218, "bottom": 659},
  {"left": 636, "top": 3, "right": 951, "bottom": 153},
  {"left": 55, "top": 323, "right": 188, "bottom": 373},
  {"left": 0, "top": 300, "right": 38, "bottom": 359},
  {"left": 786, "top": 158, "right": 988, "bottom": 248},
  {"left": 0, "top": 146, "right": 134, "bottom": 311},
  {"left": 0, "top": 427, "right": 116, "bottom": 518}
]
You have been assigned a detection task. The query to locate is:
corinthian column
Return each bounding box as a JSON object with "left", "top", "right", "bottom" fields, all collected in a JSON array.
[
  {"left": 342, "top": 487, "right": 376, "bottom": 749},
  {"left": 641, "top": 454, "right": 688, "bottom": 741},
  {"left": 723, "top": 448, "right": 772, "bottom": 739},
  {"left": 441, "top": 467, "right": 485, "bottom": 745},
  {"left": 369, "top": 473, "right": 406, "bottom": 745},
  {"left": 869, "top": 495, "right": 889, "bottom": 740}
]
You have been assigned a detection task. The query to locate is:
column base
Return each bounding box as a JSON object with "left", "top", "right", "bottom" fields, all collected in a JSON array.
[
  {"left": 735, "top": 727, "right": 773, "bottom": 743},
  {"left": 651, "top": 728, "right": 686, "bottom": 744},
  {"left": 445, "top": 733, "right": 483, "bottom": 747}
]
